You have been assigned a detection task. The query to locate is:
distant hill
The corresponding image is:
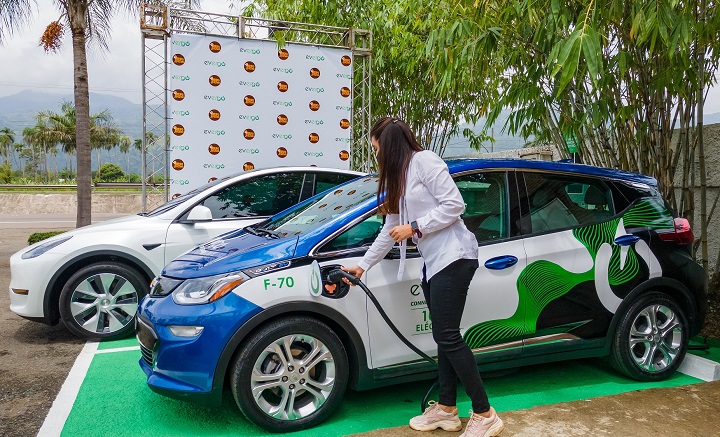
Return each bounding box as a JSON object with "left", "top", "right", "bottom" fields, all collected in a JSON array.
[
  {"left": 2, "top": 90, "right": 719, "bottom": 172},
  {"left": 0, "top": 90, "right": 143, "bottom": 173}
]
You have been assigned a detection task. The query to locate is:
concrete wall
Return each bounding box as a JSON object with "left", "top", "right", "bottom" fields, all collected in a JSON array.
[{"left": 0, "top": 193, "right": 165, "bottom": 215}]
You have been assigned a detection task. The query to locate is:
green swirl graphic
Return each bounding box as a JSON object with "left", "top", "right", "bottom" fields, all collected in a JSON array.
[{"left": 463, "top": 199, "right": 666, "bottom": 349}]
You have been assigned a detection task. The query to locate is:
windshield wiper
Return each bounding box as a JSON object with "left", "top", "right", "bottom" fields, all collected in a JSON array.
[
  {"left": 244, "top": 226, "right": 281, "bottom": 239},
  {"left": 243, "top": 226, "right": 262, "bottom": 236},
  {"left": 256, "top": 227, "right": 282, "bottom": 239}
]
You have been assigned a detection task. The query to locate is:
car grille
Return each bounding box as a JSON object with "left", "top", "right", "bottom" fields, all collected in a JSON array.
[{"left": 136, "top": 317, "right": 158, "bottom": 366}]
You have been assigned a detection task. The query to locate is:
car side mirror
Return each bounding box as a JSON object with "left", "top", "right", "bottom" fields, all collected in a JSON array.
[{"left": 183, "top": 205, "right": 213, "bottom": 223}]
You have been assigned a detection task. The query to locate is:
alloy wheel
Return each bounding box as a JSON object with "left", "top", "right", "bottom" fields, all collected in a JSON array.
[
  {"left": 628, "top": 303, "right": 683, "bottom": 372},
  {"left": 250, "top": 334, "right": 337, "bottom": 421},
  {"left": 69, "top": 272, "right": 139, "bottom": 335}
]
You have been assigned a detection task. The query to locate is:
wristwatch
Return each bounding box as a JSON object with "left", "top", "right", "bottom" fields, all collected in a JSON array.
[{"left": 410, "top": 220, "right": 422, "bottom": 238}]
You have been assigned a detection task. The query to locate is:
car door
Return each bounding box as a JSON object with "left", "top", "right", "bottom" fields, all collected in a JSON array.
[
  {"left": 361, "top": 171, "right": 527, "bottom": 369},
  {"left": 517, "top": 171, "right": 619, "bottom": 355},
  {"left": 163, "top": 171, "right": 355, "bottom": 264}
]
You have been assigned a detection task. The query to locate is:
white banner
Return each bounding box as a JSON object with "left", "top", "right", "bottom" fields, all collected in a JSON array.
[{"left": 168, "top": 34, "right": 353, "bottom": 195}]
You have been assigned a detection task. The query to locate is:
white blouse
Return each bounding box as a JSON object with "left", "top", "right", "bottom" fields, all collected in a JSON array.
[{"left": 357, "top": 150, "right": 478, "bottom": 281}]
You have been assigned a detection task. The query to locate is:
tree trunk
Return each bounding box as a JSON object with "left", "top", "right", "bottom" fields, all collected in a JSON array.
[{"left": 72, "top": 28, "right": 92, "bottom": 227}]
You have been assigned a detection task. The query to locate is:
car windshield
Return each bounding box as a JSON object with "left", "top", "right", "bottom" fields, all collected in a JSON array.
[
  {"left": 260, "top": 175, "right": 379, "bottom": 237},
  {"left": 143, "top": 174, "right": 241, "bottom": 217}
]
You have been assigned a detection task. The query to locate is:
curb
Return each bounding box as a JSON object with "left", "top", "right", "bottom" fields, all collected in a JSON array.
[{"left": 679, "top": 353, "right": 720, "bottom": 381}]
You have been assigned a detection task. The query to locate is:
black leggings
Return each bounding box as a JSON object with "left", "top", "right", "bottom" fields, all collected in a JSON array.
[{"left": 421, "top": 258, "right": 490, "bottom": 413}]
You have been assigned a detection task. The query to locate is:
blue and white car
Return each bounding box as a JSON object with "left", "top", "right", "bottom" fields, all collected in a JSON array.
[{"left": 137, "top": 159, "right": 707, "bottom": 432}]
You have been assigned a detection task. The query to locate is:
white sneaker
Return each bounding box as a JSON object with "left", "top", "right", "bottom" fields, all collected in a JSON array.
[
  {"left": 459, "top": 407, "right": 505, "bottom": 437},
  {"left": 409, "top": 401, "right": 463, "bottom": 432}
]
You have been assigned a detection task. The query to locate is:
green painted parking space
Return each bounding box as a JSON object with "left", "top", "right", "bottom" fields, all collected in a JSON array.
[{"left": 55, "top": 337, "right": 709, "bottom": 437}]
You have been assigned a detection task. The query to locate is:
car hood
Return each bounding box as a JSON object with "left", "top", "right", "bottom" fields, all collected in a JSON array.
[
  {"left": 161, "top": 231, "right": 299, "bottom": 279},
  {"left": 63, "top": 213, "right": 154, "bottom": 235}
]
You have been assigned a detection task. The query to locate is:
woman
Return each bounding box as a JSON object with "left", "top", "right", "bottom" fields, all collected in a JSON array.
[{"left": 341, "top": 117, "right": 504, "bottom": 436}]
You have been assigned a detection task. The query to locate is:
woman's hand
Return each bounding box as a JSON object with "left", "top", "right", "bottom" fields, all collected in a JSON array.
[
  {"left": 340, "top": 265, "right": 365, "bottom": 285},
  {"left": 389, "top": 224, "right": 413, "bottom": 242}
]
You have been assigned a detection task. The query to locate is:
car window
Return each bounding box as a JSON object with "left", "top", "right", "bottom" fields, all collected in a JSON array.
[
  {"left": 145, "top": 174, "right": 237, "bottom": 217},
  {"left": 262, "top": 176, "right": 378, "bottom": 237},
  {"left": 202, "top": 173, "right": 306, "bottom": 219},
  {"left": 522, "top": 172, "right": 614, "bottom": 233},
  {"left": 314, "top": 172, "right": 359, "bottom": 195},
  {"left": 455, "top": 172, "right": 509, "bottom": 244},
  {"left": 320, "top": 214, "right": 384, "bottom": 252}
]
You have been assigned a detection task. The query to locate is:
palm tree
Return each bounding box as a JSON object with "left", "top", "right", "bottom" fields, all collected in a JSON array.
[
  {"left": 0, "top": 0, "right": 141, "bottom": 227},
  {"left": 21, "top": 121, "right": 50, "bottom": 182},
  {"left": 0, "top": 127, "right": 15, "bottom": 165},
  {"left": 39, "top": 102, "right": 124, "bottom": 175},
  {"left": 118, "top": 135, "right": 132, "bottom": 175},
  {"left": 39, "top": 102, "right": 76, "bottom": 172}
]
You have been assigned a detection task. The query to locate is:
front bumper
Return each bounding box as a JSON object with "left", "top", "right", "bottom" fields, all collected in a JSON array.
[
  {"left": 8, "top": 250, "right": 65, "bottom": 323},
  {"left": 136, "top": 291, "right": 262, "bottom": 406}
]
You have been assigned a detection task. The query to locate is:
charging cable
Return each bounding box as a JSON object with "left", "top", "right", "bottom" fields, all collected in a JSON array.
[{"left": 327, "top": 269, "right": 438, "bottom": 412}]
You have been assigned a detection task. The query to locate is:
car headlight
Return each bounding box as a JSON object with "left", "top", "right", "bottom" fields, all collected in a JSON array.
[
  {"left": 21, "top": 236, "right": 73, "bottom": 259},
  {"left": 172, "top": 271, "right": 250, "bottom": 305}
]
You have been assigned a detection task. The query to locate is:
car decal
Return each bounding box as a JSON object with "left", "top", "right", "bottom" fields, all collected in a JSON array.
[{"left": 463, "top": 198, "right": 673, "bottom": 349}]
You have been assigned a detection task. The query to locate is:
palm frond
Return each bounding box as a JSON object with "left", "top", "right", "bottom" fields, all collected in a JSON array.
[{"left": 0, "top": 0, "right": 36, "bottom": 43}]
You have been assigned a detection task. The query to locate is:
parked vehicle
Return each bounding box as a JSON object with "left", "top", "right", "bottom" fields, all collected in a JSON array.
[
  {"left": 137, "top": 159, "right": 707, "bottom": 432},
  {"left": 8, "top": 167, "right": 362, "bottom": 340}
]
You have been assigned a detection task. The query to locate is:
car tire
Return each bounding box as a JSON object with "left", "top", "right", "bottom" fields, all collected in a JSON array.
[
  {"left": 230, "top": 316, "right": 349, "bottom": 432},
  {"left": 609, "top": 292, "right": 688, "bottom": 381},
  {"left": 59, "top": 262, "right": 147, "bottom": 341}
]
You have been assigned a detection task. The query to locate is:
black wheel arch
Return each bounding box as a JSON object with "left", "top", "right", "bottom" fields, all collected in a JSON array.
[
  {"left": 43, "top": 250, "right": 156, "bottom": 325},
  {"left": 214, "top": 301, "right": 373, "bottom": 399},
  {"left": 604, "top": 276, "right": 700, "bottom": 354}
]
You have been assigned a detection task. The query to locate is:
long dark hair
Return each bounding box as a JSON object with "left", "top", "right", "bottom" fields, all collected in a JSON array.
[{"left": 371, "top": 117, "right": 423, "bottom": 214}]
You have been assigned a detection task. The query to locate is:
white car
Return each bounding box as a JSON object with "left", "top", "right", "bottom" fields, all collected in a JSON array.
[{"left": 8, "top": 167, "right": 362, "bottom": 340}]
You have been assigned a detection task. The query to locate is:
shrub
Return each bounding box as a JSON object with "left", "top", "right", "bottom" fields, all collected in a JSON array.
[
  {"left": 0, "top": 162, "right": 12, "bottom": 183},
  {"left": 97, "top": 163, "right": 125, "bottom": 182},
  {"left": 58, "top": 169, "right": 76, "bottom": 181},
  {"left": 28, "top": 231, "right": 66, "bottom": 245}
]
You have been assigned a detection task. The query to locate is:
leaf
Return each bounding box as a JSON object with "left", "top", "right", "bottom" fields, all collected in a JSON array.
[
  {"left": 554, "top": 29, "right": 582, "bottom": 96},
  {"left": 551, "top": 0, "right": 560, "bottom": 15},
  {"left": 581, "top": 26, "right": 603, "bottom": 85}
]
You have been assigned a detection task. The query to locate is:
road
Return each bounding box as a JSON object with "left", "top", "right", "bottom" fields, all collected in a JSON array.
[{"left": 0, "top": 213, "right": 128, "bottom": 229}]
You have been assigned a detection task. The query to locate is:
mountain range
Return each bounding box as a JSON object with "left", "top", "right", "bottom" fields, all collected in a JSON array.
[
  {"left": 0, "top": 90, "right": 143, "bottom": 173},
  {"left": 1, "top": 90, "right": 719, "bottom": 173}
]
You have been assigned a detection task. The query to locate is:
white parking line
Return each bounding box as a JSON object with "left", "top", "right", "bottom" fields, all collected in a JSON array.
[
  {"left": 37, "top": 342, "right": 99, "bottom": 437},
  {"left": 95, "top": 345, "right": 140, "bottom": 354},
  {"left": 37, "top": 342, "right": 141, "bottom": 436}
]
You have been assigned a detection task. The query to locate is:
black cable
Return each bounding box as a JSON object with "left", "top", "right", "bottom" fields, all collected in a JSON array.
[{"left": 328, "top": 269, "right": 438, "bottom": 412}]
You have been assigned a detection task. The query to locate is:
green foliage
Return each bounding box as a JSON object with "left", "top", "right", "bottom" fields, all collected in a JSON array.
[
  {"left": 126, "top": 173, "right": 140, "bottom": 183},
  {"left": 58, "top": 169, "right": 76, "bottom": 181},
  {"left": 28, "top": 231, "right": 66, "bottom": 246},
  {"left": 424, "top": 1, "right": 718, "bottom": 209},
  {"left": 96, "top": 162, "right": 124, "bottom": 182},
  {"left": 0, "top": 162, "right": 12, "bottom": 183}
]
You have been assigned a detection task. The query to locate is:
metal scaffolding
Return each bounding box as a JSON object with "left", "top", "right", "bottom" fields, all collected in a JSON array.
[{"left": 140, "top": 4, "right": 373, "bottom": 211}]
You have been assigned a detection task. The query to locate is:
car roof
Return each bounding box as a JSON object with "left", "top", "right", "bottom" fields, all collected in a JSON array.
[{"left": 445, "top": 158, "right": 658, "bottom": 187}]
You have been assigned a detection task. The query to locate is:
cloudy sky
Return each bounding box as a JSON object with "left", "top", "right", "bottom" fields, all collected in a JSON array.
[
  {"left": 2, "top": 1, "right": 720, "bottom": 114},
  {"left": 0, "top": 0, "right": 236, "bottom": 104}
]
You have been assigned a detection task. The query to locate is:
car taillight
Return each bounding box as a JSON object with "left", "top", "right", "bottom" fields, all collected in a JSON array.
[{"left": 658, "top": 217, "right": 694, "bottom": 245}]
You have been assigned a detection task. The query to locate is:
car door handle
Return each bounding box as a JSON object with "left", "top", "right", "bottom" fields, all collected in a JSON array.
[
  {"left": 484, "top": 255, "right": 519, "bottom": 270},
  {"left": 614, "top": 234, "right": 640, "bottom": 246}
]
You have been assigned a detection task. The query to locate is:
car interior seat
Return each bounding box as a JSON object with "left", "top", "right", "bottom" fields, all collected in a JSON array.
[{"left": 583, "top": 185, "right": 612, "bottom": 221}]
